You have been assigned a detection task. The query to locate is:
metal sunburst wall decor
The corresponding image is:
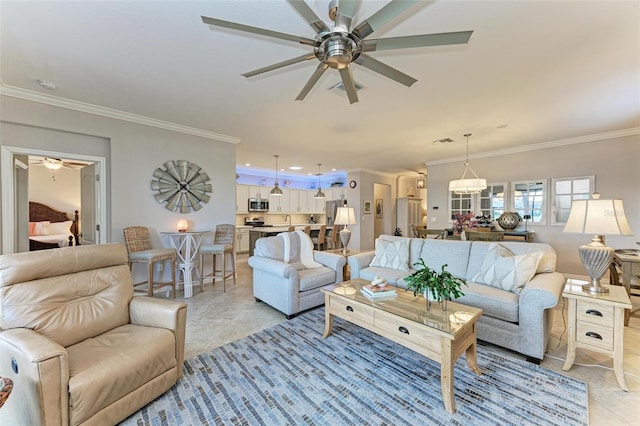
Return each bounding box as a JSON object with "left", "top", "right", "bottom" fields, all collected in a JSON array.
[{"left": 151, "top": 160, "right": 212, "bottom": 213}]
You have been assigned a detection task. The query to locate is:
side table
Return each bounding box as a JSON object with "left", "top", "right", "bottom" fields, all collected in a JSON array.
[
  {"left": 161, "top": 231, "right": 209, "bottom": 298},
  {"left": 324, "top": 249, "right": 369, "bottom": 280},
  {"left": 562, "top": 278, "right": 632, "bottom": 391}
]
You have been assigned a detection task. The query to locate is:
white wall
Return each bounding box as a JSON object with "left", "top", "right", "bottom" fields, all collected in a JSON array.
[
  {"left": 426, "top": 134, "right": 640, "bottom": 275},
  {"left": 1, "top": 96, "right": 237, "bottom": 253},
  {"left": 29, "top": 165, "right": 81, "bottom": 214}
]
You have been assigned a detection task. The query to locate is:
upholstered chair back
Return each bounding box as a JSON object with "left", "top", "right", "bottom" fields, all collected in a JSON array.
[{"left": 0, "top": 244, "right": 133, "bottom": 348}]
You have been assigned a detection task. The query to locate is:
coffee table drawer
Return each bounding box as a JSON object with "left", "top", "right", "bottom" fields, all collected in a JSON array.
[
  {"left": 328, "top": 296, "right": 374, "bottom": 325},
  {"left": 374, "top": 311, "right": 441, "bottom": 353}
]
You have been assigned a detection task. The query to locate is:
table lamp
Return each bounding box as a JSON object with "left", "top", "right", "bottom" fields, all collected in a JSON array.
[
  {"left": 335, "top": 206, "right": 356, "bottom": 254},
  {"left": 563, "top": 195, "right": 633, "bottom": 294}
]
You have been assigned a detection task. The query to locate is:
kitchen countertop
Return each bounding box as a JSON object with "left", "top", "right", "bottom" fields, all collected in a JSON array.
[{"left": 250, "top": 224, "right": 331, "bottom": 233}]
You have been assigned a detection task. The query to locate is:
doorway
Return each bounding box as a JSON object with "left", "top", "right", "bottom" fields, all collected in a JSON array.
[
  {"left": 373, "top": 183, "right": 392, "bottom": 239},
  {"left": 1, "top": 146, "right": 107, "bottom": 253}
]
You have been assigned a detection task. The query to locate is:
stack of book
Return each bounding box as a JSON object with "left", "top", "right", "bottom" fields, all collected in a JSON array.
[{"left": 361, "top": 283, "right": 397, "bottom": 300}]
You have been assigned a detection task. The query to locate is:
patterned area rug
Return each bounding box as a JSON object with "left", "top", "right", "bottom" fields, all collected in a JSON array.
[{"left": 121, "top": 309, "right": 588, "bottom": 426}]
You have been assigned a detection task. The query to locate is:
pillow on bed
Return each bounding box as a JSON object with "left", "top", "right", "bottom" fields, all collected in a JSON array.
[
  {"left": 33, "top": 221, "right": 51, "bottom": 236},
  {"left": 49, "top": 220, "right": 73, "bottom": 234},
  {"left": 28, "top": 222, "right": 36, "bottom": 236}
]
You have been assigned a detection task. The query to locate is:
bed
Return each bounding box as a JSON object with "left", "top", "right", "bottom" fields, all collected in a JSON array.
[{"left": 28, "top": 202, "right": 80, "bottom": 251}]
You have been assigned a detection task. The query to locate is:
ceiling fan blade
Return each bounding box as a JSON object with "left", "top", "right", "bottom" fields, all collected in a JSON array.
[
  {"left": 243, "top": 53, "right": 316, "bottom": 78},
  {"left": 334, "top": 0, "right": 359, "bottom": 32},
  {"left": 287, "top": 0, "right": 330, "bottom": 34},
  {"left": 354, "top": 54, "right": 417, "bottom": 87},
  {"left": 362, "top": 30, "right": 473, "bottom": 52},
  {"left": 338, "top": 65, "right": 359, "bottom": 104},
  {"left": 352, "top": 0, "right": 420, "bottom": 39},
  {"left": 295, "top": 63, "right": 329, "bottom": 101},
  {"left": 201, "top": 15, "right": 315, "bottom": 46}
]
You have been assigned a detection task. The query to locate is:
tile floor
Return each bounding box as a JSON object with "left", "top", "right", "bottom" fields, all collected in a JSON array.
[{"left": 180, "top": 254, "right": 640, "bottom": 425}]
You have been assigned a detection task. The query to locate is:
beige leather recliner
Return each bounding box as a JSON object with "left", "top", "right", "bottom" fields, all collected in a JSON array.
[{"left": 0, "top": 243, "right": 187, "bottom": 425}]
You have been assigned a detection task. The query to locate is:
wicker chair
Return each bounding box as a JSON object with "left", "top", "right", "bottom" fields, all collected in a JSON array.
[
  {"left": 303, "top": 225, "right": 311, "bottom": 235},
  {"left": 327, "top": 226, "right": 340, "bottom": 250},
  {"left": 199, "top": 224, "right": 236, "bottom": 292},
  {"left": 312, "top": 225, "right": 327, "bottom": 250},
  {"left": 123, "top": 226, "right": 177, "bottom": 297}
]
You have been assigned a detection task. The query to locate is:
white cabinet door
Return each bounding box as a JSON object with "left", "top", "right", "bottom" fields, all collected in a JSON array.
[
  {"left": 236, "top": 185, "right": 249, "bottom": 212},
  {"left": 269, "top": 188, "right": 290, "bottom": 213},
  {"left": 248, "top": 186, "right": 266, "bottom": 199},
  {"left": 238, "top": 229, "right": 250, "bottom": 253}
]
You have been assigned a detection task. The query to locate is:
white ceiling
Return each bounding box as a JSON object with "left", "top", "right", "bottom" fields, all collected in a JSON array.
[{"left": 1, "top": 1, "right": 639, "bottom": 179}]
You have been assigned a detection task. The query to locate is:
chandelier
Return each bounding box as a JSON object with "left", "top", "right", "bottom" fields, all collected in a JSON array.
[{"left": 448, "top": 133, "right": 487, "bottom": 194}]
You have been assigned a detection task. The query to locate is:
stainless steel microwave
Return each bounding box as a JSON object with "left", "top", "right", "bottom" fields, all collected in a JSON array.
[{"left": 248, "top": 198, "right": 269, "bottom": 212}]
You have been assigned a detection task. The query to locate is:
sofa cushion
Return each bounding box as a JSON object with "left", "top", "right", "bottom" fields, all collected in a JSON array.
[
  {"left": 369, "top": 238, "right": 410, "bottom": 271},
  {"left": 419, "top": 239, "right": 471, "bottom": 279},
  {"left": 472, "top": 243, "right": 542, "bottom": 292},
  {"left": 378, "top": 235, "right": 424, "bottom": 268},
  {"left": 359, "top": 266, "right": 413, "bottom": 287},
  {"left": 298, "top": 267, "right": 336, "bottom": 291},
  {"left": 455, "top": 281, "right": 520, "bottom": 323},
  {"left": 67, "top": 324, "right": 176, "bottom": 424}
]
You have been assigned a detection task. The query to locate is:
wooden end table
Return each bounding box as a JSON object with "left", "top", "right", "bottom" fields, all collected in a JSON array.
[
  {"left": 322, "top": 278, "right": 483, "bottom": 413},
  {"left": 562, "top": 278, "right": 632, "bottom": 391}
]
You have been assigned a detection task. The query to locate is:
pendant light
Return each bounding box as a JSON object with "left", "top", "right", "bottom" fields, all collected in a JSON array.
[
  {"left": 270, "top": 154, "right": 283, "bottom": 196},
  {"left": 314, "top": 163, "right": 325, "bottom": 199},
  {"left": 448, "top": 133, "right": 487, "bottom": 194}
]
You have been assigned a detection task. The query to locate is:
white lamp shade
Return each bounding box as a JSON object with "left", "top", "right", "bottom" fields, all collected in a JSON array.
[
  {"left": 563, "top": 199, "right": 633, "bottom": 235},
  {"left": 448, "top": 178, "right": 487, "bottom": 194},
  {"left": 335, "top": 207, "right": 356, "bottom": 225}
]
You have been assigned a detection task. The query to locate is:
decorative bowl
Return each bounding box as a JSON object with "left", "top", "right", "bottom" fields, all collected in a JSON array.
[{"left": 497, "top": 212, "right": 522, "bottom": 230}]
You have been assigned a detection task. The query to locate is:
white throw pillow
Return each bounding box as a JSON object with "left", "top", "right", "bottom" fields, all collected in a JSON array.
[
  {"left": 472, "top": 243, "right": 542, "bottom": 292},
  {"left": 49, "top": 220, "right": 73, "bottom": 234},
  {"left": 33, "top": 221, "right": 51, "bottom": 236},
  {"left": 369, "top": 239, "right": 409, "bottom": 271}
]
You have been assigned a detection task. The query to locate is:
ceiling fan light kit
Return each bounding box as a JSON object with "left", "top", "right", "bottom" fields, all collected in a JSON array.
[
  {"left": 202, "top": 0, "right": 473, "bottom": 104},
  {"left": 448, "top": 133, "right": 487, "bottom": 194}
]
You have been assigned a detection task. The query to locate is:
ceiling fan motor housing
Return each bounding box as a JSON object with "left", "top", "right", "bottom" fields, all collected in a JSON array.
[{"left": 315, "top": 32, "right": 361, "bottom": 69}]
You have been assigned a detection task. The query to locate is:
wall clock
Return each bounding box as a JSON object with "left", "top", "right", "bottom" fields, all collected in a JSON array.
[
  {"left": 151, "top": 160, "right": 212, "bottom": 213},
  {"left": 349, "top": 180, "right": 357, "bottom": 189}
]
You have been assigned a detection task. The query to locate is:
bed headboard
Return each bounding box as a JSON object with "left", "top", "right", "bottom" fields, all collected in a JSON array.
[{"left": 29, "top": 202, "right": 79, "bottom": 238}]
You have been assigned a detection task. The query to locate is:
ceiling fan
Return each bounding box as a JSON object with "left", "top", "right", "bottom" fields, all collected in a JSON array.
[
  {"left": 202, "top": 0, "right": 473, "bottom": 104},
  {"left": 30, "top": 157, "right": 87, "bottom": 170}
]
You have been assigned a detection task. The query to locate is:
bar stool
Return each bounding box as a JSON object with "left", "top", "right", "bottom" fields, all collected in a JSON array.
[
  {"left": 312, "top": 225, "right": 327, "bottom": 250},
  {"left": 199, "top": 224, "right": 236, "bottom": 292},
  {"left": 123, "top": 226, "right": 177, "bottom": 298}
]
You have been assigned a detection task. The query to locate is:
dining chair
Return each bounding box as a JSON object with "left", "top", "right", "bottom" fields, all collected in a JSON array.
[
  {"left": 312, "top": 225, "right": 327, "bottom": 250},
  {"left": 123, "top": 226, "right": 177, "bottom": 297},
  {"left": 199, "top": 224, "right": 236, "bottom": 292}
]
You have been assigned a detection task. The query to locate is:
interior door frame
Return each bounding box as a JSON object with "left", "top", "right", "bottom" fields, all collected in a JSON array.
[{"left": 1, "top": 145, "right": 107, "bottom": 253}]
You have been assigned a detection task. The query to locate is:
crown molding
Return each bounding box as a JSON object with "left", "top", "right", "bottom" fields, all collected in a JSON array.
[
  {"left": 425, "top": 127, "right": 640, "bottom": 166},
  {"left": 0, "top": 84, "right": 241, "bottom": 144}
]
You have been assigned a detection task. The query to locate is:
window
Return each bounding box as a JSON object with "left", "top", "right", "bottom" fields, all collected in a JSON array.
[
  {"left": 449, "top": 192, "right": 474, "bottom": 220},
  {"left": 551, "top": 176, "right": 594, "bottom": 226},
  {"left": 511, "top": 180, "right": 547, "bottom": 225},
  {"left": 478, "top": 183, "right": 506, "bottom": 220}
]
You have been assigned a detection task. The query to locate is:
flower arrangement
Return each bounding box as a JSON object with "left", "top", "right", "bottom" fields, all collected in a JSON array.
[{"left": 452, "top": 212, "right": 476, "bottom": 234}]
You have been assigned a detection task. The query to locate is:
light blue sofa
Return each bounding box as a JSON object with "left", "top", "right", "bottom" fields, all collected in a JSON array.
[
  {"left": 249, "top": 234, "right": 346, "bottom": 319},
  {"left": 347, "top": 235, "right": 565, "bottom": 362}
]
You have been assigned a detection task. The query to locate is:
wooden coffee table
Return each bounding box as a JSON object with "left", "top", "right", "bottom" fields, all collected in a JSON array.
[{"left": 322, "top": 278, "right": 483, "bottom": 414}]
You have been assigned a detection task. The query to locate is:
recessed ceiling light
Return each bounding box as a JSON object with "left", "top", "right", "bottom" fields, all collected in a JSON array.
[
  {"left": 37, "top": 79, "right": 57, "bottom": 90},
  {"left": 289, "top": 166, "right": 303, "bottom": 170},
  {"left": 244, "top": 163, "right": 251, "bottom": 166},
  {"left": 331, "top": 168, "right": 336, "bottom": 171},
  {"left": 280, "top": 168, "right": 285, "bottom": 172}
]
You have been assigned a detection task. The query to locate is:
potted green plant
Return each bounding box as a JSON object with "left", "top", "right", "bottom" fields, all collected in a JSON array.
[{"left": 403, "top": 258, "right": 467, "bottom": 311}]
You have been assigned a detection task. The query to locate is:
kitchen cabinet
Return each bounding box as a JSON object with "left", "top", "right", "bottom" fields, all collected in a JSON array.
[
  {"left": 289, "top": 189, "right": 308, "bottom": 213},
  {"left": 236, "top": 228, "right": 250, "bottom": 253},
  {"left": 236, "top": 185, "right": 249, "bottom": 212},
  {"left": 247, "top": 185, "right": 267, "bottom": 199},
  {"left": 269, "top": 188, "right": 290, "bottom": 213},
  {"left": 306, "top": 191, "right": 323, "bottom": 214}
]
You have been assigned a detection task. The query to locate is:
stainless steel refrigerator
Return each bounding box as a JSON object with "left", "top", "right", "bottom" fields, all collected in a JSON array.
[{"left": 325, "top": 200, "right": 347, "bottom": 226}]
